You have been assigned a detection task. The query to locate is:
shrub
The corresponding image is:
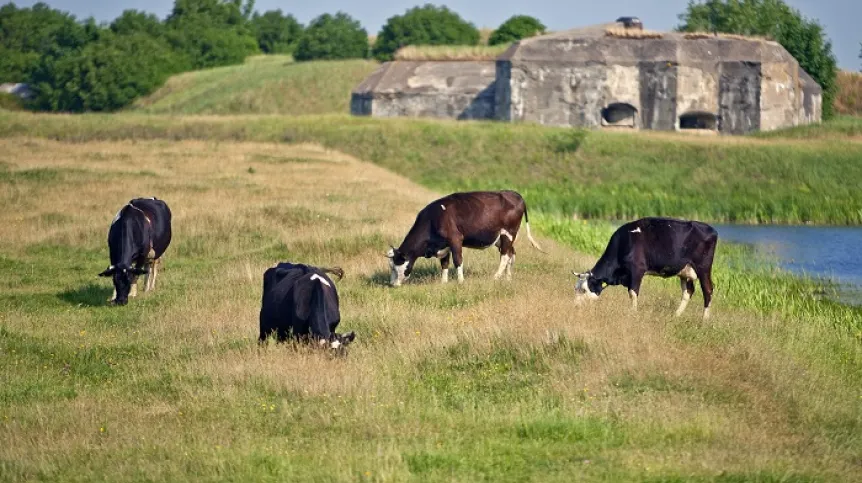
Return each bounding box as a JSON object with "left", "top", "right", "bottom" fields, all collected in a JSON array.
[
  {"left": 488, "top": 15, "right": 546, "bottom": 46},
  {"left": 28, "top": 33, "right": 184, "bottom": 112},
  {"left": 372, "top": 4, "right": 480, "bottom": 61},
  {"left": 251, "top": 9, "right": 303, "bottom": 54},
  {"left": 165, "top": 0, "right": 259, "bottom": 69},
  {"left": 109, "top": 9, "right": 164, "bottom": 37},
  {"left": 678, "top": 0, "right": 839, "bottom": 119},
  {"left": 294, "top": 12, "right": 368, "bottom": 61}
]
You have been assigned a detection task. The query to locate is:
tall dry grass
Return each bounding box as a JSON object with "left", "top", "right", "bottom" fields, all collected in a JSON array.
[
  {"left": 1, "top": 137, "right": 860, "bottom": 481},
  {"left": 836, "top": 70, "right": 862, "bottom": 116}
]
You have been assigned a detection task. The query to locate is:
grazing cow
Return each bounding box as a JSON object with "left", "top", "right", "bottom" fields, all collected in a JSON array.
[
  {"left": 386, "top": 190, "right": 543, "bottom": 287},
  {"left": 259, "top": 262, "right": 356, "bottom": 349},
  {"left": 573, "top": 217, "right": 718, "bottom": 318},
  {"left": 98, "top": 198, "right": 172, "bottom": 306}
]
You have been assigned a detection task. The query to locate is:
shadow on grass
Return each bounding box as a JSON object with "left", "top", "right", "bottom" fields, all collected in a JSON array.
[
  {"left": 58, "top": 283, "right": 112, "bottom": 307},
  {"left": 365, "top": 265, "right": 443, "bottom": 287}
]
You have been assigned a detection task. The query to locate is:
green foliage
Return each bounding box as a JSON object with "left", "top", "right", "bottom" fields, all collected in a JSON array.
[
  {"left": 488, "top": 15, "right": 546, "bottom": 46},
  {"left": 109, "top": 9, "right": 164, "bottom": 37},
  {"left": 678, "top": 0, "right": 839, "bottom": 119},
  {"left": 0, "top": 2, "right": 89, "bottom": 82},
  {"left": 294, "top": 12, "right": 368, "bottom": 61},
  {"left": 165, "top": 0, "right": 259, "bottom": 69},
  {"left": 372, "top": 4, "right": 480, "bottom": 61},
  {"left": 28, "top": 33, "right": 184, "bottom": 112},
  {"left": 250, "top": 9, "right": 303, "bottom": 54}
]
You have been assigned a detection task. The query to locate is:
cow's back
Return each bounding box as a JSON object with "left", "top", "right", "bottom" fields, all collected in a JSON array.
[
  {"left": 130, "top": 198, "right": 172, "bottom": 258},
  {"left": 623, "top": 217, "right": 717, "bottom": 272},
  {"left": 259, "top": 263, "right": 340, "bottom": 341}
]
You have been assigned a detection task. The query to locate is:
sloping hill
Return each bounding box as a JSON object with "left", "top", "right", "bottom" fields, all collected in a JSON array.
[{"left": 134, "top": 55, "right": 379, "bottom": 116}]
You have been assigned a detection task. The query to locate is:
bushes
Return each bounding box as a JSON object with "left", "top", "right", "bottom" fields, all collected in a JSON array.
[
  {"left": 294, "top": 12, "right": 368, "bottom": 61},
  {"left": 28, "top": 33, "right": 184, "bottom": 112},
  {"left": 372, "top": 4, "right": 480, "bottom": 61},
  {"left": 251, "top": 10, "right": 303, "bottom": 54},
  {"left": 488, "top": 15, "right": 545, "bottom": 46}
]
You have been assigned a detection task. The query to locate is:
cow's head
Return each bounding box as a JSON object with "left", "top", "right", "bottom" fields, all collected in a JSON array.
[
  {"left": 572, "top": 271, "right": 602, "bottom": 302},
  {"left": 385, "top": 246, "right": 411, "bottom": 287},
  {"left": 98, "top": 264, "right": 147, "bottom": 305}
]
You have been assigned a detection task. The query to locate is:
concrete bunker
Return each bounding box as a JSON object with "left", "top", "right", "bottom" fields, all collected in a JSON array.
[
  {"left": 601, "top": 103, "right": 638, "bottom": 128},
  {"left": 350, "top": 18, "right": 822, "bottom": 134}
]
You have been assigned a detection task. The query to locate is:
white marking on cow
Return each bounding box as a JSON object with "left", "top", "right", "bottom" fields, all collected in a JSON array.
[
  {"left": 108, "top": 288, "right": 117, "bottom": 302},
  {"left": 330, "top": 340, "right": 342, "bottom": 349},
  {"left": 677, "top": 265, "right": 698, "bottom": 281},
  {"left": 440, "top": 204, "right": 446, "bottom": 211},
  {"left": 629, "top": 289, "right": 638, "bottom": 310},
  {"left": 310, "top": 274, "right": 332, "bottom": 288},
  {"left": 494, "top": 254, "right": 510, "bottom": 280},
  {"left": 500, "top": 229, "right": 513, "bottom": 242},
  {"left": 630, "top": 227, "right": 642, "bottom": 233},
  {"left": 435, "top": 248, "right": 450, "bottom": 258},
  {"left": 506, "top": 254, "right": 515, "bottom": 281},
  {"left": 456, "top": 265, "right": 464, "bottom": 283},
  {"left": 319, "top": 339, "right": 328, "bottom": 346},
  {"left": 389, "top": 258, "right": 409, "bottom": 287},
  {"left": 703, "top": 306, "right": 711, "bottom": 319},
  {"left": 574, "top": 277, "right": 599, "bottom": 301},
  {"left": 441, "top": 269, "right": 449, "bottom": 284}
]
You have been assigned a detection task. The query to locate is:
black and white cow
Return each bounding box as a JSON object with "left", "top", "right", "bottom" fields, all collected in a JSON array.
[
  {"left": 259, "top": 262, "right": 355, "bottom": 349},
  {"left": 98, "top": 198, "right": 172, "bottom": 306},
  {"left": 386, "top": 190, "right": 543, "bottom": 286},
  {"left": 573, "top": 217, "right": 718, "bottom": 318}
]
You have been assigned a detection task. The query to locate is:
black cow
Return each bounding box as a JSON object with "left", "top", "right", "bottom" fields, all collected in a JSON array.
[
  {"left": 573, "top": 217, "right": 718, "bottom": 318},
  {"left": 98, "top": 198, "right": 172, "bottom": 306},
  {"left": 386, "top": 190, "right": 543, "bottom": 286},
  {"left": 259, "top": 262, "right": 356, "bottom": 349}
]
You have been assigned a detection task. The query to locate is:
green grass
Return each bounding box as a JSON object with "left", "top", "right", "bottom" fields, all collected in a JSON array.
[
  {"left": 1, "top": 133, "right": 861, "bottom": 481},
  {"left": 2, "top": 111, "right": 862, "bottom": 225},
  {"left": 134, "top": 55, "right": 380, "bottom": 115}
]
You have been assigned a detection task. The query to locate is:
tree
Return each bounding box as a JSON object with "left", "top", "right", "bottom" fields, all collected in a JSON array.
[
  {"left": 488, "top": 15, "right": 545, "bottom": 46},
  {"left": 0, "top": 2, "right": 89, "bottom": 81},
  {"left": 294, "top": 12, "right": 368, "bottom": 61},
  {"left": 165, "top": 0, "right": 259, "bottom": 68},
  {"left": 678, "top": 0, "right": 839, "bottom": 119},
  {"left": 29, "top": 32, "right": 184, "bottom": 112},
  {"left": 372, "top": 4, "right": 480, "bottom": 61},
  {"left": 251, "top": 10, "right": 303, "bottom": 54},
  {"left": 110, "top": 10, "right": 164, "bottom": 37}
]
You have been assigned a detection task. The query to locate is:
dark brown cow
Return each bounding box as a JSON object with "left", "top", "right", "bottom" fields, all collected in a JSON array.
[
  {"left": 573, "top": 217, "right": 718, "bottom": 318},
  {"left": 386, "top": 190, "right": 542, "bottom": 286}
]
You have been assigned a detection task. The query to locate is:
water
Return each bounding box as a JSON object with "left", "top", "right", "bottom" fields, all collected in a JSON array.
[{"left": 715, "top": 224, "right": 862, "bottom": 305}]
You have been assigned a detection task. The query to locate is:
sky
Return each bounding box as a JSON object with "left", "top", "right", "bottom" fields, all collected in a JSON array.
[{"left": 8, "top": 0, "right": 861, "bottom": 70}]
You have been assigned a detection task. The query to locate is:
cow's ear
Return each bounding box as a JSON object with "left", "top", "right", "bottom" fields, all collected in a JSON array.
[
  {"left": 98, "top": 266, "right": 116, "bottom": 277},
  {"left": 385, "top": 247, "right": 395, "bottom": 259},
  {"left": 342, "top": 331, "right": 356, "bottom": 344}
]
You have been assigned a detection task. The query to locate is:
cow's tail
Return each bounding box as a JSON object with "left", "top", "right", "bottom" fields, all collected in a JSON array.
[
  {"left": 523, "top": 205, "right": 546, "bottom": 253},
  {"left": 320, "top": 266, "right": 345, "bottom": 280}
]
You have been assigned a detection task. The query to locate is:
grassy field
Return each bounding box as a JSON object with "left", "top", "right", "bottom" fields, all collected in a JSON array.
[
  {"left": 1, "top": 135, "right": 860, "bottom": 482},
  {"left": 134, "top": 56, "right": 379, "bottom": 116},
  {"left": 835, "top": 71, "right": 862, "bottom": 117},
  {"left": 2, "top": 110, "right": 862, "bottom": 225}
]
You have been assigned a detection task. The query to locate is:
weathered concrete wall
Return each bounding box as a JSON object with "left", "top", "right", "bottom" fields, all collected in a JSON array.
[
  {"left": 603, "top": 65, "right": 640, "bottom": 127},
  {"left": 503, "top": 62, "right": 608, "bottom": 127},
  {"left": 639, "top": 62, "right": 677, "bottom": 130},
  {"left": 719, "top": 62, "right": 761, "bottom": 134},
  {"left": 759, "top": 62, "right": 799, "bottom": 131},
  {"left": 676, "top": 64, "right": 719, "bottom": 128},
  {"left": 350, "top": 61, "right": 496, "bottom": 120}
]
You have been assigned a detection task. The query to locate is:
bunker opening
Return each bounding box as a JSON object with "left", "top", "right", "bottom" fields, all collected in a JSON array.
[
  {"left": 601, "top": 103, "right": 638, "bottom": 128},
  {"left": 679, "top": 111, "right": 718, "bottom": 130}
]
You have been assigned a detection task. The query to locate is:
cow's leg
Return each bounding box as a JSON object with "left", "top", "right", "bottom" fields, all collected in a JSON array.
[
  {"left": 506, "top": 251, "right": 515, "bottom": 281},
  {"left": 451, "top": 240, "right": 465, "bottom": 284},
  {"left": 675, "top": 278, "right": 696, "bottom": 316},
  {"left": 628, "top": 273, "right": 645, "bottom": 311},
  {"left": 439, "top": 251, "right": 451, "bottom": 284},
  {"left": 699, "top": 268, "right": 714, "bottom": 319},
  {"left": 494, "top": 231, "right": 515, "bottom": 281},
  {"left": 145, "top": 258, "right": 159, "bottom": 292}
]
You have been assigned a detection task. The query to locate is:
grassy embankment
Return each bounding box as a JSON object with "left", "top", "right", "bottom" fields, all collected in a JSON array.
[
  {"left": 1, "top": 136, "right": 860, "bottom": 481},
  {"left": 835, "top": 71, "right": 862, "bottom": 117},
  {"left": 2, "top": 110, "right": 862, "bottom": 225},
  {"left": 134, "top": 55, "right": 379, "bottom": 116}
]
